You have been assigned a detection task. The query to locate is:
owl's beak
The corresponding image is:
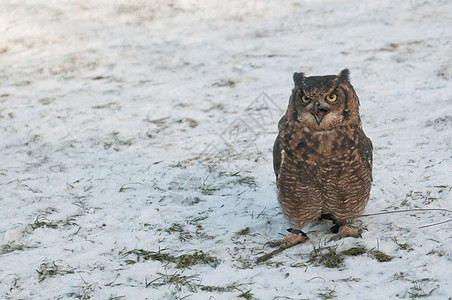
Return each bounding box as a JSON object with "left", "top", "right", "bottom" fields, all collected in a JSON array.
[{"left": 310, "top": 102, "right": 330, "bottom": 125}]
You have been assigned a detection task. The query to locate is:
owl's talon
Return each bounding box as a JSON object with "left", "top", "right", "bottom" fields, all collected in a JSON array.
[
  {"left": 338, "top": 225, "right": 364, "bottom": 238},
  {"left": 268, "top": 240, "right": 283, "bottom": 248},
  {"left": 257, "top": 232, "right": 308, "bottom": 263},
  {"left": 268, "top": 232, "right": 308, "bottom": 249}
]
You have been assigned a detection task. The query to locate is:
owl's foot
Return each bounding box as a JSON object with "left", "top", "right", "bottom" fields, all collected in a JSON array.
[
  {"left": 268, "top": 229, "right": 308, "bottom": 248},
  {"left": 257, "top": 229, "right": 308, "bottom": 263},
  {"left": 337, "top": 225, "right": 364, "bottom": 238}
]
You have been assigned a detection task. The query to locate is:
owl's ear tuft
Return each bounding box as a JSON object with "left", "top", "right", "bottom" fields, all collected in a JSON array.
[
  {"left": 338, "top": 69, "right": 350, "bottom": 81},
  {"left": 293, "top": 72, "right": 305, "bottom": 85}
]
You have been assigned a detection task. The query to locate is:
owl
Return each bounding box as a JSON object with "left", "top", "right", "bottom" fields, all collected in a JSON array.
[{"left": 266, "top": 69, "right": 373, "bottom": 256}]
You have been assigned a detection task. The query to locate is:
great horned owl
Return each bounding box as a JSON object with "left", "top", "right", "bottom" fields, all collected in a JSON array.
[{"left": 270, "top": 69, "right": 373, "bottom": 252}]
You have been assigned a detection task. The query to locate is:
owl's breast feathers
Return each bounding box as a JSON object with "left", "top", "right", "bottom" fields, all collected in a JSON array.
[{"left": 273, "top": 115, "right": 373, "bottom": 182}]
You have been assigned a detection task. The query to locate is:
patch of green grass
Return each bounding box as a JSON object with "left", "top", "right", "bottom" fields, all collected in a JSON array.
[
  {"left": 190, "top": 196, "right": 201, "bottom": 205},
  {"left": 392, "top": 272, "right": 439, "bottom": 298},
  {"left": 337, "top": 277, "right": 361, "bottom": 282},
  {"left": 186, "top": 215, "right": 208, "bottom": 225},
  {"left": 369, "top": 250, "right": 393, "bottom": 262},
  {"left": 230, "top": 251, "right": 254, "bottom": 270},
  {"left": 176, "top": 251, "right": 220, "bottom": 269},
  {"left": 27, "top": 216, "right": 58, "bottom": 231},
  {"left": 164, "top": 222, "right": 193, "bottom": 241},
  {"left": 199, "top": 285, "right": 230, "bottom": 292},
  {"left": 171, "top": 218, "right": 215, "bottom": 241},
  {"left": 1, "top": 243, "right": 29, "bottom": 255},
  {"left": 309, "top": 246, "right": 344, "bottom": 268},
  {"left": 36, "top": 261, "right": 75, "bottom": 282},
  {"left": 121, "top": 249, "right": 220, "bottom": 269},
  {"left": 178, "top": 231, "right": 193, "bottom": 242},
  {"left": 391, "top": 237, "right": 414, "bottom": 252},
  {"left": 341, "top": 247, "right": 366, "bottom": 256},
  {"left": 121, "top": 249, "right": 172, "bottom": 265},
  {"left": 393, "top": 272, "right": 409, "bottom": 281},
  {"left": 307, "top": 245, "right": 390, "bottom": 268},
  {"left": 185, "top": 215, "right": 213, "bottom": 239},
  {"left": 200, "top": 185, "right": 220, "bottom": 195},
  {"left": 236, "top": 227, "right": 250, "bottom": 236},
  {"left": 166, "top": 223, "right": 184, "bottom": 233},
  {"left": 107, "top": 296, "right": 125, "bottom": 300},
  {"left": 232, "top": 176, "right": 257, "bottom": 190},
  {"left": 146, "top": 272, "right": 199, "bottom": 292},
  {"left": 25, "top": 215, "right": 78, "bottom": 233},
  {"left": 217, "top": 171, "right": 258, "bottom": 190},
  {"left": 405, "top": 190, "right": 439, "bottom": 205},
  {"left": 145, "top": 271, "right": 253, "bottom": 297},
  {"left": 318, "top": 287, "right": 336, "bottom": 299},
  {"left": 212, "top": 78, "right": 236, "bottom": 87},
  {"left": 67, "top": 276, "right": 99, "bottom": 299},
  {"left": 235, "top": 287, "right": 254, "bottom": 299},
  {"left": 25, "top": 216, "right": 58, "bottom": 232},
  {"left": 407, "top": 283, "right": 439, "bottom": 298},
  {"left": 17, "top": 183, "right": 42, "bottom": 194},
  {"left": 289, "top": 262, "right": 308, "bottom": 268},
  {"left": 426, "top": 249, "right": 444, "bottom": 257},
  {"left": 169, "top": 161, "right": 186, "bottom": 168}
]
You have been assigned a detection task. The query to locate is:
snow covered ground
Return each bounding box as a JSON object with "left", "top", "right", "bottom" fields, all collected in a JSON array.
[{"left": 0, "top": 0, "right": 451, "bottom": 299}]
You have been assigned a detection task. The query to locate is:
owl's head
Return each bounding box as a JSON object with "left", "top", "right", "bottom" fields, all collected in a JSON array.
[{"left": 288, "top": 69, "right": 360, "bottom": 131}]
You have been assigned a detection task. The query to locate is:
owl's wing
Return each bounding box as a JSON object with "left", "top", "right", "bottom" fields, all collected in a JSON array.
[
  {"left": 273, "top": 134, "right": 282, "bottom": 180},
  {"left": 357, "top": 127, "right": 373, "bottom": 176},
  {"left": 273, "top": 116, "right": 287, "bottom": 180}
]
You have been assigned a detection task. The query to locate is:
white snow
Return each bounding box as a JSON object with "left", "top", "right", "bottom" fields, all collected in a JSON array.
[{"left": 0, "top": 0, "right": 451, "bottom": 299}]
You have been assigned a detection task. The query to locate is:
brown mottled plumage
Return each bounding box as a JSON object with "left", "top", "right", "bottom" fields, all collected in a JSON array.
[{"left": 264, "top": 69, "right": 373, "bottom": 257}]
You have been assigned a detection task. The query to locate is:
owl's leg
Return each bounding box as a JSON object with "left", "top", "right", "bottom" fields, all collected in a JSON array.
[
  {"left": 268, "top": 229, "right": 308, "bottom": 248},
  {"left": 257, "top": 229, "right": 308, "bottom": 263}
]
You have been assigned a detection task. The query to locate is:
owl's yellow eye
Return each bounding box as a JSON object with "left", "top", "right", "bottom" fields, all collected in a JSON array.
[
  {"left": 301, "top": 95, "right": 311, "bottom": 104},
  {"left": 325, "top": 93, "right": 338, "bottom": 103}
]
